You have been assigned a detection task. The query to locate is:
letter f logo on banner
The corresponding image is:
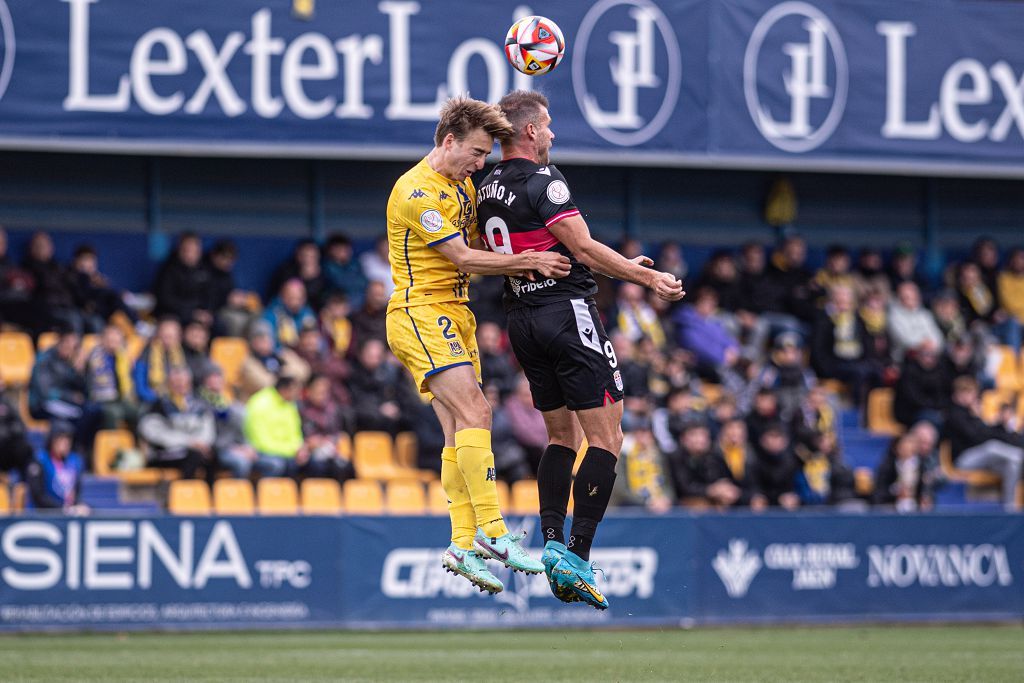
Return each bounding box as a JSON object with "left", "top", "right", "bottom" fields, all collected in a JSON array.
[
  {"left": 573, "top": 0, "right": 681, "bottom": 146},
  {"left": 744, "top": 2, "right": 848, "bottom": 152},
  {"left": 0, "top": 0, "right": 15, "bottom": 105}
]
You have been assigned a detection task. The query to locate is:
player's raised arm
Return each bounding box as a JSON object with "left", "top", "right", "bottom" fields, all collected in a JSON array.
[
  {"left": 547, "top": 213, "right": 685, "bottom": 301},
  {"left": 434, "top": 234, "right": 570, "bottom": 279}
]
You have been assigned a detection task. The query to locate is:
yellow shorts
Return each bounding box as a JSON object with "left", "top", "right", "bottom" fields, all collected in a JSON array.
[{"left": 386, "top": 302, "right": 481, "bottom": 397}]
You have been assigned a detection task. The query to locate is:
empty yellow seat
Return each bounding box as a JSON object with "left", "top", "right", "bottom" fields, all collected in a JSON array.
[
  {"left": 343, "top": 479, "right": 384, "bottom": 514},
  {"left": 426, "top": 480, "right": 449, "bottom": 515},
  {"left": 866, "top": 388, "right": 904, "bottom": 436},
  {"left": 257, "top": 477, "right": 299, "bottom": 515},
  {"left": 385, "top": 479, "right": 426, "bottom": 514},
  {"left": 353, "top": 431, "right": 401, "bottom": 480},
  {"left": 993, "top": 345, "right": 1021, "bottom": 391},
  {"left": 510, "top": 480, "right": 539, "bottom": 516},
  {"left": 0, "top": 332, "right": 34, "bottom": 386},
  {"left": 168, "top": 480, "right": 212, "bottom": 515},
  {"left": 210, "top": 337, "right": 249, "bottom": 388},
  {"left": 301, "top": 478, "right": 343, "bottom": 515},
  {"left": 213, "top": 479, "right": 256, "bottom": 515},
  {"left": 0, "top": 485, "right": 9, "bottom": 516}
]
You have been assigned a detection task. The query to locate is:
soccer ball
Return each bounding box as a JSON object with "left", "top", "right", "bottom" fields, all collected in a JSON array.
[{"left": 504, "top": 16, "right": 565, "bottom": 76}]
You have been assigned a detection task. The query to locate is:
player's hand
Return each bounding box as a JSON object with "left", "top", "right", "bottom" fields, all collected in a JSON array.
[
  {"left": 651, "top": 271, "right": 685, "bottom": 302},
  {"left": 630, "top": 255, "right": 654, "bottom": 267},
  {"left": 525, "top": 250, "right": 571, "bottom": 280}
]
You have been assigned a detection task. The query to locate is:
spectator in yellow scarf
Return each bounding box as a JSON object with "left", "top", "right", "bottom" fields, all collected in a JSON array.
[{"left": 132, "top": 316, "right": 185, "bottom": 405}]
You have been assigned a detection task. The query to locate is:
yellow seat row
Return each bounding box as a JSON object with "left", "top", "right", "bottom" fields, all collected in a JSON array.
[{"left": 168, "top": 477, "right": 542, "bottom": 516}]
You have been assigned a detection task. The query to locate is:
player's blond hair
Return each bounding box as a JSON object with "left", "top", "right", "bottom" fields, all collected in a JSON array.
[
  {"left": 434, "top": 96, "right": 514, "bottom": 146},
  {"left": 497, "top": 90, "right": 550, "bottom": 138}
]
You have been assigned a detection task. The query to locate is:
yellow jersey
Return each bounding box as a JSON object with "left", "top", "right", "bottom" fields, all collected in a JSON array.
[{"left": 386, "top": 157, "right": 479, "bottom": 311}]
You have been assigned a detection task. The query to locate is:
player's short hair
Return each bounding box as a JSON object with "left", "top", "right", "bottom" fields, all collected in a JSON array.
[
  {"left": 434, "top": 96, "right": 514, "bottom": 146},
  {"left": 497, "top": 90, "right": 550, "bottom": 137}
]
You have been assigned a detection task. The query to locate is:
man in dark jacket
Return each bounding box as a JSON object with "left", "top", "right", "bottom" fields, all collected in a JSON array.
[
  {"left": 811, "top": 284, "right": 881, "bottom": 406},
  {"left": 28, "top": 329, "right": 101, "bottom": 453},
  {"left": 0, "top": 390, "right": 33, "bottom": 478},
  {"left": 945, "top": 375, "right": 1023, "bottom": 510},
  {"left": 750, "top": 422, "right": 801, "bottom": 510},
  {"left": 154, "top": 233, "right": 212, "bottom": 325},
  {"left": 23, "top": 231, "right": 81, "bottom": 335},
  {"left": 137, "top": 365, "right": 216, "bottom": 480},
  {"left": 667, "top": 422, "right": 741, "bottom": 507},
  {"left": 348, "top": 339, "right": 407, "bottom": 434},
  {"left": 894, "top": 344, "right": 949, "bottom": 427}
]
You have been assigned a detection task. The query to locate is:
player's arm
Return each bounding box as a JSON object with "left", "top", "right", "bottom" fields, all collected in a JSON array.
[
  {"left": 548, "top": 214, "right": 685, "bottom": 301},
  {"left": 434, "top": 235, "right": 569, "bottom": 278}
]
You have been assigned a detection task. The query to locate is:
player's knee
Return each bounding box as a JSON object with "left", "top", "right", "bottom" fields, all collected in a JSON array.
[{"left": 452, "top": 391, "right": 491, "bottom": 430}]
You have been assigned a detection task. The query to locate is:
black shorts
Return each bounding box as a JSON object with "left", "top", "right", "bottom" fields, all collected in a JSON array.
[{"left": 506, "top": 298, "right": 624, "bottom": 412}]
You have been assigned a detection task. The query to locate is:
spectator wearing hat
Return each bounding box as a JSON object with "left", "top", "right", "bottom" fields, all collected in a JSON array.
[
  {"left": 138, "top": 365, "right": 216, "bottom": 480},
  {"left": 242, "top": 373, "right": 312, "bottom": 478},
  {"left": 750, "top": 422, "right": 801, "bottom": 511},
  {"left": 153, "top": 232, "right": 212, "bottom": 326},
  {"left": 26, "top": 424, "right": 87, "bottom": 513},
  {"left": 262, "top": 278, "right": 317, "bottom": 350},
  {"left": 888, "top": 281, "right": 944, "bottom": 363},
  {"left": 746, "top": 332, "right": 814, "bottom": 421},
  {"left": 238, "top": 320, "right": 310, "bottom": 402},
  {"left": 322, "top": 233, "right": 368, "bottom": 309},
  {"left": 85, "top": 324, "right": 138, "bottom": 430}
]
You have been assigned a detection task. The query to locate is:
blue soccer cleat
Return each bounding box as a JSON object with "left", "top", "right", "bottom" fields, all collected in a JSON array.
[
  {"left": 442, "top": 543, "right": 504, "bottom": 594},
  {"left": 473, "top": 529, "right": 545, "bottom": 574},
  {"left": 542, "top": 540, "right": 580, "bottom": 603},
  {"left": 552, "top": 550, "right": 609, "bottom": 610}
]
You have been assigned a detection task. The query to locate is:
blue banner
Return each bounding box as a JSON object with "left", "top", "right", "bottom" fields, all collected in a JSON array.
[
  {"left": 1, "top": 513, "right": 1022, "bottom": 630},
  {"left": 0, "top": 1, "right": 1022, "bottom": 175}
]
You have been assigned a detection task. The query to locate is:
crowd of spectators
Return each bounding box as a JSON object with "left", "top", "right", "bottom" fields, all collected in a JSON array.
[{"left": 2, "top": 223, "right": 1023, "bottom": 512}]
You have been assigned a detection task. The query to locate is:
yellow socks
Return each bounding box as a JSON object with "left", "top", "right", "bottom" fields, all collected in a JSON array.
[
  {"left": 455, "top": 428, "right": 509, "bottom": 538},
  {"left": 441, "top": 446, "right": 475, "bottom": 550}
]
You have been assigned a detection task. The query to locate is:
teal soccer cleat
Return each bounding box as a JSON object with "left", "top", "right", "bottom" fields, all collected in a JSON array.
[
  {"left": 542, "top": 540, "right": 580, "bottom": 603},
  {"left": 552, "top": 550, "right": 609, "bottom": 610},
  {"left": 473, "top": 529, "right": 545, "bottom": 574},
  {"left": 442, "top": 543, "right": 504, "bottom": 594}
]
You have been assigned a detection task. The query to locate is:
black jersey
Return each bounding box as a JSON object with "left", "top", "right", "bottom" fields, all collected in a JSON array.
[{"left": 476, "top": 158, "right": 598, "bottom": 310}]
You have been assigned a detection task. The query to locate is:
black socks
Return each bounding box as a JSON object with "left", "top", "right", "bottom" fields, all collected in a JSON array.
[
  {"left": 536, "top": 443, "right": 576, "bottom": 545},
  {"left": 568, "top": 447, "right": 617, "bottom": 561}
]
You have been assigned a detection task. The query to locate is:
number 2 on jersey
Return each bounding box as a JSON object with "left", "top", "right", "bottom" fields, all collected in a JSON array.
[{"left": 437, "top": 316, "right": 456, "bottom": 339}]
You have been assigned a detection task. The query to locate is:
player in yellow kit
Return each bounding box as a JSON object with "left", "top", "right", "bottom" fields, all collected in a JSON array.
[{"left": 386, "top": 97, "right": 570, "bottom": 593}]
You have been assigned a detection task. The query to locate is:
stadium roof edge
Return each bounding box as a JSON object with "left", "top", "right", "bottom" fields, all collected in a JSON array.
[{"left": 0, "top": 136, "right": 1022, "bottom": 180}]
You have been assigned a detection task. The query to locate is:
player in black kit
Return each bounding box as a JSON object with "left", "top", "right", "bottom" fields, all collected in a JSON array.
[{"left": 477, "top": 90, "right": 685, "bottom": 609}]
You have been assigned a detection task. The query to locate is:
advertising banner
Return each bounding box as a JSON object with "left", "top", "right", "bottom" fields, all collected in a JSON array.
[
  {"left": 0, "top": 1, "right": 1021, "bottom": 174},
  {"left": 0, "top": 513, "right": 1021, "bottom": 630}
]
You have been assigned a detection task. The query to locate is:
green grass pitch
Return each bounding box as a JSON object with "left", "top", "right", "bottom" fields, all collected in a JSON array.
[{"left": 1, "top": 626, "right": 1022, "bottom": 682}]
